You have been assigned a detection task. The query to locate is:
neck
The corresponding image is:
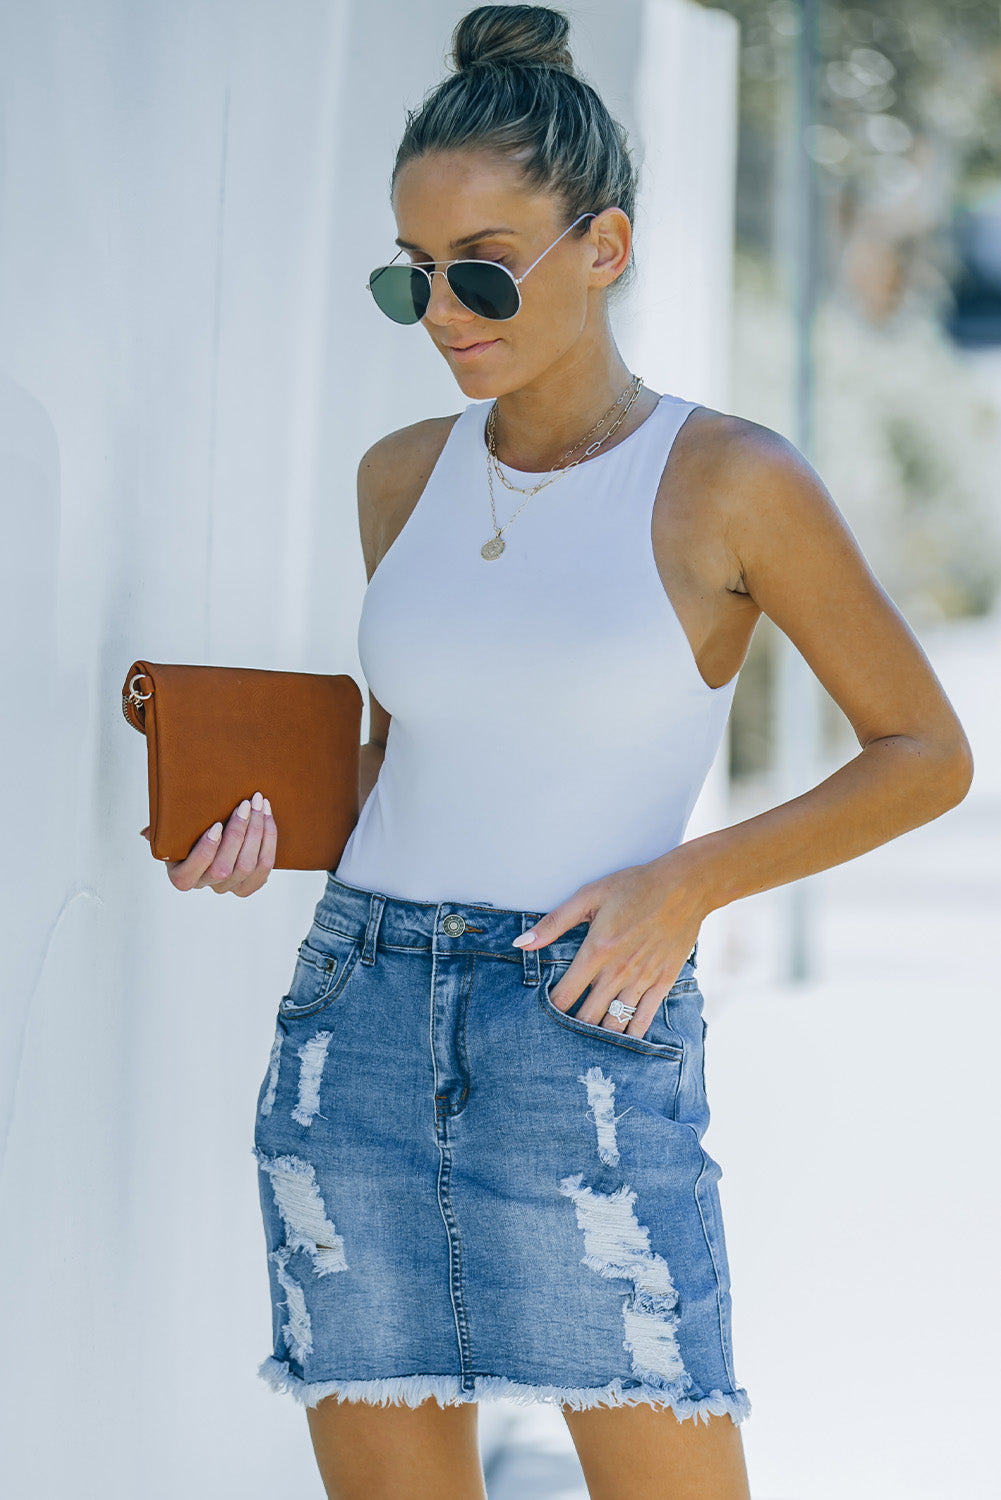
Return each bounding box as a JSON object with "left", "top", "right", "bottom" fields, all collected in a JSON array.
[{"left": 489, "top": 324, "right": 645, "bottom": 471}]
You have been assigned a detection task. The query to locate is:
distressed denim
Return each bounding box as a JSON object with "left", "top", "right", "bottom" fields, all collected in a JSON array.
[{"left": 252, "top": 873, "right": 751, "bottom": 1424}]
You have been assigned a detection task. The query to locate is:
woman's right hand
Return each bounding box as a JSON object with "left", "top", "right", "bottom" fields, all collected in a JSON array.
[{"left": 140, "top": 790, "right": 277, "bottom": 896}]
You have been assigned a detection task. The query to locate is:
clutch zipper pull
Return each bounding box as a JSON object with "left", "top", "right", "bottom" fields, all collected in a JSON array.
[{"left": 122, "top": 673, "right": 153, "bottom": 732}]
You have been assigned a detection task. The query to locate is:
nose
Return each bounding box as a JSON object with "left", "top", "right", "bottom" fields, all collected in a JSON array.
[{"left": 422, "top": 266, "right": 472, "bottom": 325}]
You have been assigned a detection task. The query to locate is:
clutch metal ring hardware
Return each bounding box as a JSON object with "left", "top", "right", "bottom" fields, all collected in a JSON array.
[{"left": 122, "top": 672, "right": 154, "bottom": 728}]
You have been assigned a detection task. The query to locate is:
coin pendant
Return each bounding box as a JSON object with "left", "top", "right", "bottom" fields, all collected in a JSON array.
[{"left": 481, "top": 535, "right": 505, "bottom": 559}]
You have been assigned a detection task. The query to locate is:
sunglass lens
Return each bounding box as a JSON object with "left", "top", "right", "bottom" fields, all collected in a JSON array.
[
  {"left": 447, "top": 263, "right": 519, "bottom": 320},
  {"left": 367, "top": 265, "right": 430, "bottom": 324}
]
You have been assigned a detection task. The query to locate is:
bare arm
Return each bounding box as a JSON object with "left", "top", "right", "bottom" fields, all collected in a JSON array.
[
  {"left": 666, "top": 423, "right": 974, "bottom": 914},
  {"left": 520, "top": 419, "right": 974, "bottom": 1037}
]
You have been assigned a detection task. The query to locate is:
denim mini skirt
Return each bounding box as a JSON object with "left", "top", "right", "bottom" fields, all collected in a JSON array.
[{"left": 252, "top": 873, "right": 751, "bottom": 1425}]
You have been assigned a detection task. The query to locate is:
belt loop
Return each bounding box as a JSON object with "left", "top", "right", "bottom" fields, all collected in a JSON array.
[
  {"left": 361, "top": 891, "right": 386, "bottom": 966},
  {"left": 520, "top": 915, "right": 541, "bottom": 986}
]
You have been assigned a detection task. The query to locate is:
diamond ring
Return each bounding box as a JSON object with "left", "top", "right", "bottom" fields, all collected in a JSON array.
[{"left": 607, "top": 1000, "right": 638, "bottom": 1022}]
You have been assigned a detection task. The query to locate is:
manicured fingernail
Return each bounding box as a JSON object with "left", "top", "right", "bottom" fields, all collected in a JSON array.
[
  {"left": 263, "top": 797, "right": 272, "bottom": 816},
  {"left": 512, "top": 931, "right": 536, "bottom": 948},
  {"left": 237, "top": 799, "right": 251, "bottom": 819},
  {"left": 207, "top": 822, "right": 223, "bottom": 841},
  {"left": 251, "top": 791, "right": 264, "bottom": 812}
]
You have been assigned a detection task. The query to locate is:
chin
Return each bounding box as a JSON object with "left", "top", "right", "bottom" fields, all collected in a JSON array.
[{"left": 448, "top": 368, "right": 506, "bottom": 399}]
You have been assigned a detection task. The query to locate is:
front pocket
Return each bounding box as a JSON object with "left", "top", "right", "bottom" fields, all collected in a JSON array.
[
  {"left": 539, "top": 964, "right": 684, "bottom": 1060},
  {"left": 278, "top": 929, "right": 363, "bottom": 1020}
]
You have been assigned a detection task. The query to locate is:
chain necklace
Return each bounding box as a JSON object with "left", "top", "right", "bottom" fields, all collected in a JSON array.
[
  {"left": 486, "top": 374, "right": 642, "bottom": 495},
  {"left": 480, "top": 374, "right": 644, "bottom": 560}
]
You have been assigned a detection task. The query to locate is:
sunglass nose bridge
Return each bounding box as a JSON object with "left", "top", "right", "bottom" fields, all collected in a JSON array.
[{"left": 419, "top": 264, "right": 473, "bottom": 321}]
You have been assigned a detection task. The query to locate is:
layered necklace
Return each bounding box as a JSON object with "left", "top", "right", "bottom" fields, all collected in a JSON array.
[{"left": 480, "top": 373, "right": 644, "bottom": 560}]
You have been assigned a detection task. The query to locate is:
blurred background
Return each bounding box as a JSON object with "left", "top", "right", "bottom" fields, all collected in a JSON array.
[{"left": 0, "top": 1, "right": 998, "bottom": 1496}]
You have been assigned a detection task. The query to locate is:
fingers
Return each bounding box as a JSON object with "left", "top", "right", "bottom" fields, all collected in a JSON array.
[
  {"left": 174, "top": 799, "right": 252, "bottom": 891},
  {"left": 549, "top": 963, "right": 670, "bottom": 1041},
  {"left": 197, "top": 797, "right": 255, "bottom": 892},
  {"left": 200, "top": 793, "right": 276, "bottom": 896},
  {"left": 583, "top": 973, "right": 657, "bottom": 1036},
  {"left": 546, "top": 933, "right": 614, "bottom": 1016},
  {"left": 166, "top": 815, "right": 231, "bottom": 892},
  {"left": 150, "top": 794, "right": 277, "bottom": 895},
  {"left": 228, "top": 792, "right": 274, "bottom": 896},
  {"left": 229, "top": 795, "right": 278, "bottom": 897},
  {"left": 604, "top": 986, "right": 665, "bottom": 1039},
  {"left": 583, "top": 982, "right": 657, "bottom": 1038},
  {"left": 511, "top": 888, "right": 595, "bottom": 952},
  {"left": 230, "top": 791, "right": 265, "bottom": 878},
  {"left": 526, "top": 868, "right": 695, "bottom": 1040},
  {"left": 256, "top": 798, "right": 278, "bottom": 877}
]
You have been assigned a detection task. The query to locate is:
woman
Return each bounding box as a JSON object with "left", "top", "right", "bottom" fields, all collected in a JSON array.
[{"left": 147, "top": 7, "right": 972, "bottom": 1498}]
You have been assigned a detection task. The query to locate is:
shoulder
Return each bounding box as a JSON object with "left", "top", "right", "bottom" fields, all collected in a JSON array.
[
  {"left": 358, "top": 412, "right": 465, "bottom": 494},
  {"left": 687, "top": 406, "right": 840, "bottom": 520},
  {"left": 680, "top": 408, "right": 885, "bottom": 635},
  {"left": 679, "top": 406, "right": 852, "bottom": 566},
  {"left": 357, "top": 412, "right": 465, "bottom": 577},
  {"left": 678, "top": 404, "right": 814, "bottom": 488}
]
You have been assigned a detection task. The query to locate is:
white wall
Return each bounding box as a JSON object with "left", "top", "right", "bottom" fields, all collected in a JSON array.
[{"left": 0, "top": 2, "right": 738, "bottom": 1494}]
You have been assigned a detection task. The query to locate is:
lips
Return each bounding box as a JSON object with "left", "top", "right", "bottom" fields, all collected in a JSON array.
[{"left": 445, "top": 339, "right": 499, "bottom": 354}]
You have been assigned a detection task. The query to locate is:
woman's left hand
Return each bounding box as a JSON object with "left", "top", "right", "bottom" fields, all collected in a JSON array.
[{"left": 513, "top": 848, "right": 707, "bottom": 1041}]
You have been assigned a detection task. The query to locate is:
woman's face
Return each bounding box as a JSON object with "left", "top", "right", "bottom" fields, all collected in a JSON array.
[{"left": 390, "top": 150, "right": 621, "bottom": 399}]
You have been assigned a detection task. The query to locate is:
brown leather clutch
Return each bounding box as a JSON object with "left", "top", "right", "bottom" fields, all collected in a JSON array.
[{"left": 121, "top": 660, "right": 363, "bottom": 870}]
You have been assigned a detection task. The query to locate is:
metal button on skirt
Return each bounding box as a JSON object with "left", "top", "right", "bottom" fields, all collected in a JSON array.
[{"left": 252, "top": 873, "right": 751, "bottom": 1424}]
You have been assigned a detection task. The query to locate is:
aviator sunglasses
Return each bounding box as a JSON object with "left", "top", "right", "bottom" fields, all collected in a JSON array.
[{"left": 366, "top": 212, "right": 598, "bottom": 325}]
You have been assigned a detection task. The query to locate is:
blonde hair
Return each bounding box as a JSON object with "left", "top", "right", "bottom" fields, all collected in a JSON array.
[{"left": 392, "top": 5, "right": 637, "bottom": 284}]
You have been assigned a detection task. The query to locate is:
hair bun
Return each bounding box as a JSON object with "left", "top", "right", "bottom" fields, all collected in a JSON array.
[{"left": 451, "top": 5, "right": 574, "bottom": 74}]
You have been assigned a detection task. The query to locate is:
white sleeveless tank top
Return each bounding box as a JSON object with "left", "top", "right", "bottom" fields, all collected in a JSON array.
[{"left": 334, "top": 391, "right": 739, "bottom": 910}]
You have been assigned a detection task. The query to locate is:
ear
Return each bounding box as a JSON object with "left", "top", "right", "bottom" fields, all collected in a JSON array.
[{"left": 587, "top": 207, "right": 632, "bottom": 289}]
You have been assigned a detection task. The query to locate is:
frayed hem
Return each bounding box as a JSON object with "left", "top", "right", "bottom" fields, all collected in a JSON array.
[{"left": 257, "top": 1355, "right": 751, "bottom": 1424}]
